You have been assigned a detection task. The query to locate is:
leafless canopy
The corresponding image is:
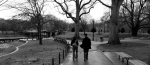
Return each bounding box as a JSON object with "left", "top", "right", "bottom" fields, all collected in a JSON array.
[
  {"left": 7, "top": 0, "right": 47, "bottom": 20},
  {"left": 54, "top": 0, "right": 97, "bottom": 22}
]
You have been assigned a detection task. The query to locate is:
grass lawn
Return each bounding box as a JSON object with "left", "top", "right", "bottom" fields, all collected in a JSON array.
[
  {"left": 103, "top": 33, "right": 150, "bottom": 39},
  {"left": 0, "top": 40, "right": 67, "bottom": 65},
  {"left": 0, "top": 41, "right": 25, "bottom": 56},
  {"left": 57, "top": 32, "right": 150, "bottom": 41},
  {"left": 57, "top": 32, "right": 109, "bottom": 41},
  {"left": 98, "top": 41, "right": 150, "bottom": 64}
]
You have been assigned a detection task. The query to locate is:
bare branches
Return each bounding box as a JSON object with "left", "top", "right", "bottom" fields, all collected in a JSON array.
[
  {"left": 97, "top": 0, "right": 111, "bottom": 8},
  {"left": 0, "top": 0, "right": 8, "bottom": 6},
  {"left": 122, "top": 8, "right": 132, "bottom": 29},
  {"left": 7, "top": 0, "right": 47, "bottom": 20},
  {"left": 121, "top": 0, "right": 149, "bottom": 30},
  {"left": 54, "top": 0, "right": 97, "bottom": 22},
  {"left": 79, "top": 6, "right": 93, "bottom": 18},
  {"left": 54, "top": 0, "right": 76, "bottom": 21},
  {"left": 79, "top": 0, "right": 83, "bottom": 6},
  {"left": 80, "top": 0, "right": 91, "bottom": 10},
  {"left": 79, "top": 0, "right": 97, "bottom": 19}
]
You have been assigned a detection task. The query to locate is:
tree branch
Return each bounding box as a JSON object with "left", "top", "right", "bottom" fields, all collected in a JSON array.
[
  {"left": 80, "top": 0, "right": 92, "bottom": 10},
  {"left": 0, "top": 0, "right": 8, "bottom": 6},
  {"left": 122, "top": 8, "right": 132, "bottom": 29},
  {"left": 97, "top": 0, "right": 111, "bottom": 8},
  {"left": 79, "top": 0, "right": 97, "bottom": 19},
  {"left": 122, "top": 4, "right": 132, "bottom": 14},
  {"left": 79, "top": 6, "right": 93, "bottom": 19},
  {"left": 136, "top": 0, "right": 146, "bottom": 25},
  {"left": 79, "top": 0, "right": 83, "bottom": 6},
  {"left": 54, "top": 0, "right": 76, "bottom": 21}
]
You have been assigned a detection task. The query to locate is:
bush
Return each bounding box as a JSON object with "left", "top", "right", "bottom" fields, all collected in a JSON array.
[{"left": 147, "top": 29, "right": 150, "bottom": 34}]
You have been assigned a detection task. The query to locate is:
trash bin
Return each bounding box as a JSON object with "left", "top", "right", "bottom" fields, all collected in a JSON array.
[{"left": 100, "top": 36, "right": 103, "bottom": 42}]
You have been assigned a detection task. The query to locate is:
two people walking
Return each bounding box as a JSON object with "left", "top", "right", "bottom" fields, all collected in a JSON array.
[{"left": 71, "top": 33, "right": 91, "bottom": 61}]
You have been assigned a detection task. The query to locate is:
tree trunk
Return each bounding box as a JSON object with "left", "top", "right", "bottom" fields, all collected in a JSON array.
[
  {"left": 108, "top": 1, "right": 123, "bottom": 45},
  {"left": 93, "top": 32, "right": 94, "bottom": 41},
  {"left": 83, "top": 29, "right": 85, "bottom": 35},
  {"left": 74, "top": 0, "right": 80, "bottom": 39},
  {"left": 75, "top": 22, "right": 80, "bottom": 38},
  {"left": 108, "top": 23, "right": 121, "bottom": 44},
  {"left": 131, "top": 28, "right": 139, "bottom": 36},
  {"left": 37, "top": 17, "right": 42, "bottom": 45},
  {"left": 104, "top": 24, "right": 105, "bottom": 33}
]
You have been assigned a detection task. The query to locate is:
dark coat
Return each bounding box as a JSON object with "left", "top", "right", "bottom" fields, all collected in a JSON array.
[{"left": 81, "top": 37, "right": 91, "bottom": 49}]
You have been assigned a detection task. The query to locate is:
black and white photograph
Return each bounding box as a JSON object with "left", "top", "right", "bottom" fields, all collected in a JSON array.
[{"left": 0, "top": 0, "right": 150, "bottom": 65}]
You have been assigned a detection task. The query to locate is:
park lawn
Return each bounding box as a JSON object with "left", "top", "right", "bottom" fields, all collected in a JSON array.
[
  {"left": 0, "top": 41, "right": 25, "bottom": 56},
  {"left": 98, "top": 41, "right": 150, "bottom": 64},
  {"left": 103, "top": 33, "right": 150, "bottom": 39},
  {"left": 0, "top": 39, "right": 67, "bottom": 65}
]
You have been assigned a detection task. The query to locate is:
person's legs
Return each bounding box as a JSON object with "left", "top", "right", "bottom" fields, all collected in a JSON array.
[
  {"left": 75, "top": 47, "right": 78, "bottom": 59},
  {"left": 73, "top": 47, "right": 75, "bottom": 60},
  {"left": 86, "top": 49, "right": 89, "bottom": 59},
  {"left": 84, "top": 49, "right": 87, "bottom": 61},
  {"left": 84, "top": 49, "right": 89, "bottom": 60}
]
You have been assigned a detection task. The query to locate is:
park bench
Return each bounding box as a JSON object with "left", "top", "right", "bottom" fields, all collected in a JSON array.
[
  {"left": 129, "top": 60, "right": 148, "bottom": 65},
  {"left": 115, "top": 52, "right": 132, "bottom": 65}
]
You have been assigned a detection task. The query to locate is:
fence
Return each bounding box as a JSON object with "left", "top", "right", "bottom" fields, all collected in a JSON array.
[{"left": 42, "top": 37, "right": 70, "bottom": 65}]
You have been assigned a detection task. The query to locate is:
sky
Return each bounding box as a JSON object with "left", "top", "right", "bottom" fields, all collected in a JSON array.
[{"left": 0, "top": 0, "right": 111, "bottom": 23}]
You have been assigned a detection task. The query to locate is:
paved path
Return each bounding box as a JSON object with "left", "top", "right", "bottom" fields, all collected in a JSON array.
[
  {"left": 64, "top": 38, "right": 150, "bottom": 65},
  {"left": 61, "top": 40, "right": 124, "bottom": 65}
]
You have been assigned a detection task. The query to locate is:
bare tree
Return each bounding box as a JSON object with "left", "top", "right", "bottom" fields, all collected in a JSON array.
[
  {"left": 80, "top": 19, "right": 88, "bottom": 35},
  {"left": 54, "top": 0, "right": 97, "bottom": 38},
  {"left": 98, "top": 0, "right": 124, "bottom": 44},
  {"left": 100, "top": 12, "right": 110, "bottom": 33},
  {"left": 121, "top": 0, "right": 149, "bottom": 36},
  {"left": 8, "top": 0, "right": 48, "bottom": 45}
]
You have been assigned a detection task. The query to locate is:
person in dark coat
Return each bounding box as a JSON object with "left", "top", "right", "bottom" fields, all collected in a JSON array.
[
  {"left": 71, "top": 37, "right": 79, "bottom": 60},
  {"left": 81, "top": 33, "right": 91, "bottom": 61}
]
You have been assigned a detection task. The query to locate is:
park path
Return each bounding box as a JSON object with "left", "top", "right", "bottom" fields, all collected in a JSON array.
[
  {"left": 62, "top": 40, "right": 126, "bottom": 65},
  {"left": 0, "top": 39, "right": 28, "bottom": 57}
]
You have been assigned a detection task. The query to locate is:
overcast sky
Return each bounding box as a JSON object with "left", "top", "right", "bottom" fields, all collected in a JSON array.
[{"left": 0, "top": 0, "right": 111, "bottom": 23}]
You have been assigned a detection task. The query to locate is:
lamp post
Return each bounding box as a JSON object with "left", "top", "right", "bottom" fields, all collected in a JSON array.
[{"left": 91, "top": 20, "right": 96, "bottom": 41}]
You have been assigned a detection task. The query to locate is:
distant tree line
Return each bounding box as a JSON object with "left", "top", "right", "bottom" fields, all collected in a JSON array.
[{"left": 0, "top": 15, "right": 69, "bottom": 35}]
